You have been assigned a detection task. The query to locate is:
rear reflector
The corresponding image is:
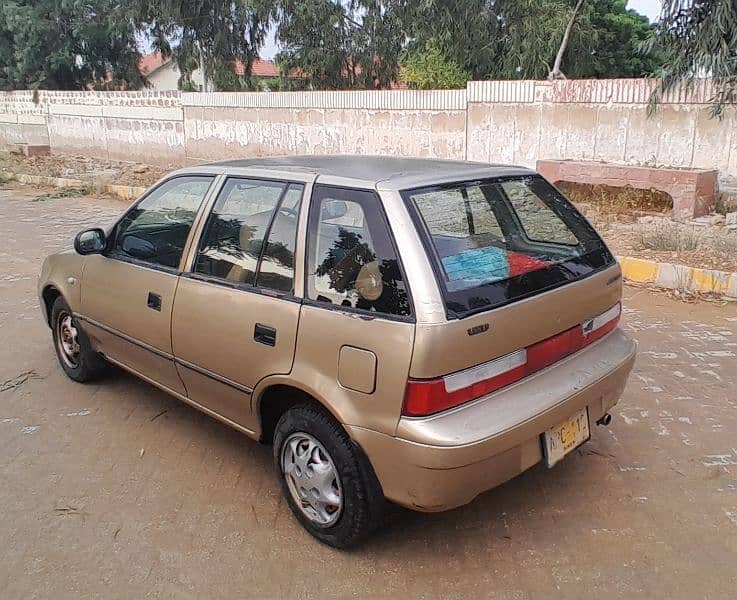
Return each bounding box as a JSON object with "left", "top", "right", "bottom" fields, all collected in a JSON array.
[{"left": 402, "top": 303, "right": 621, "bottom": 417}]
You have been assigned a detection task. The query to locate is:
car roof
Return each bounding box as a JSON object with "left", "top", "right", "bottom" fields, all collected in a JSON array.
[{"left": 175, "top": 155, "right": 535, "bottom": 191}]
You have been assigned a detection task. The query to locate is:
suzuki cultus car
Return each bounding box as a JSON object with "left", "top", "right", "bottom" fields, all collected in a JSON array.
[{"left": 39, "top": 156, "right": 636, "bottom": 547}]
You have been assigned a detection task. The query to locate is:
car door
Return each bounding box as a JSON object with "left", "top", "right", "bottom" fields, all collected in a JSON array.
[
  {"left": 170, "top": 176, "right": 309, "bottom": 434},
  {"left": 79, "top": 175, "right": 216, "bottom": 395},
  {"left": 292, "top": 185, "right": 416, "bottom": 435}
]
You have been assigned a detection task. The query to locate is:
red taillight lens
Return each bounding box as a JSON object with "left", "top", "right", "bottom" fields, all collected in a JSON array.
[{"left": 402, "top": 303, "right": 621, "bottom": 417}]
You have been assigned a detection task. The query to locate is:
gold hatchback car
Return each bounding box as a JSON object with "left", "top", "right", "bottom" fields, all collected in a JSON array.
[{"left": 39, "top": 156, "right": 636, "bottom": 547}]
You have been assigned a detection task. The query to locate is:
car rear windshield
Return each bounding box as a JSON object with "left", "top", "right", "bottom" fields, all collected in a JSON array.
[{"left": 402, "top": 175, "right": 615, "bottom": 317}]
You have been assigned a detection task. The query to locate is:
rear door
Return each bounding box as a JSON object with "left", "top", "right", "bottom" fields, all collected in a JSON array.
[
  {"left": 80, "top": 175, "right": 215, "bottom": 394},
  {"left": 170, "top": 176, "right": 308, "bottom": 433},
  {"left": 292, "top": 185, "right": 415, "bottom": 435}
]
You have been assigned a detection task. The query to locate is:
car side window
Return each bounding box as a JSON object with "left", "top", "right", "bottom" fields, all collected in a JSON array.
[
  {"left": 194, "top": 178, "right": 304, "bottom": 292},
  {"left": 306, "top": 186, "right": 411, "bottom": 317},
  {"left": 111, "top": 176, "right": 213, "bottom": 269}
]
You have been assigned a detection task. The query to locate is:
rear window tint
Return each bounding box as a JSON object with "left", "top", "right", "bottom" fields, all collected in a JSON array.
[{"left": 403, "top": 176, "right": 614, "bottom": 316}]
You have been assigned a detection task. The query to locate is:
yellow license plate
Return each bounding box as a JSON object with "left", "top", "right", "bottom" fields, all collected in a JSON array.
[{"left": 542, "top": 408, "right": 590, "bottom": 467}]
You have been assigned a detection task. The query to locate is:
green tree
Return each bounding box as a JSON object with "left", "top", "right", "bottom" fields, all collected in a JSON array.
[
  {"left": 399, "top": 45, "right": 469, "bottom": 89},
  {"left": 0, "top": 0, "right": 145, "bottom": 90},
  {"left": 400, "top": 0, "right": 662, "bottom": 81},
  {"left": 274, "top": 0, "right": 404, "bottom": 89},
  {"left": 583, "top": 0, "right": 664, "bottom": 78},
  {"left": 643, "top": 0, "right": 737, "bottom": 118},
  {"left": 137, "top": 0, "right": 273, "bottom": 91}
]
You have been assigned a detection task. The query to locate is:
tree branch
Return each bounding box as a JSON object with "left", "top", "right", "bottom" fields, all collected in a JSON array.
[{"left": 549, "top": 0, "right": 586, "bottom": 80}]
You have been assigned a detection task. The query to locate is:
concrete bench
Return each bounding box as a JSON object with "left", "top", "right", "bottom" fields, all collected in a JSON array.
[
  {"left": 12, "top": 144, "right": 51, "bottom": 158},
  {"left": 537, "top": 159, "right": 718, "bottom": 221}
]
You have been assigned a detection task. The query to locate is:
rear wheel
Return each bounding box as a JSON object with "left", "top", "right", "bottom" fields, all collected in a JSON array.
[
  {"left": 51, "top": 297, "right": 106, "bottom": 382},
  {"left": 273, "top": 404, "right": 384, "bottom": 548}
]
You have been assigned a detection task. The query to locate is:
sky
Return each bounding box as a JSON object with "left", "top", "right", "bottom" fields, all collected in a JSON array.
[{"left": 259, "top": 0, "right": 663, "bottom": 60}]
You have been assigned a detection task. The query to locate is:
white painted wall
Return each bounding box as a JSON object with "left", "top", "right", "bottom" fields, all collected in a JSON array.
[{"left": 146, "top": 62, "right": 205, "bottom": 91}]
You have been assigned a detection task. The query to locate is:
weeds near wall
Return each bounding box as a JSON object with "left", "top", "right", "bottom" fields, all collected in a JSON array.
[
  {"left": 32, "top": 186, "right": 91, "bottom": 202},
  {"left": 638, "top": 221, "right": 701, "bottom": 252},
  {"left": 557, "top": 182, "right": 673, "bottom": 217}
]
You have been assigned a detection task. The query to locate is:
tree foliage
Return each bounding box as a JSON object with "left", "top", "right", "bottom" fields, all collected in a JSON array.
[
  {"left": 274, "top": 0, "right": 404, "bottom": 89},
  {"left": 399, "top": 45, "right": 469, "bottom": 89},
  {"left": 137, "top": 0, "right": 273, "bottom": 91},
  {"left": 643, "top": 0, "right": 737, "bottom": 117},
  {"left": 0, "top": 0, "right": 144, "bottom": 90},
  {"left": 402, "top": 0, "right": 662, "bottom": 81},
  {"left": 0, "top": 0, "right": 664, "bottom": 92}
]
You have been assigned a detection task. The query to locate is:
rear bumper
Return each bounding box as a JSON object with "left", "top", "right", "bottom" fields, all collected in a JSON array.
[{"left": 348, "top": 328, "right": 636, "bottom": 512}]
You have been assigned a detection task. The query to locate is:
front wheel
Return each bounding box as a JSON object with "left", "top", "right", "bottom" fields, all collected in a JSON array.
[
  {"left": 51, "top": 296, "right": 106, "bottom": 382},
  {"left": 273, "top": 404, "right": 385, "bottom": 548}
]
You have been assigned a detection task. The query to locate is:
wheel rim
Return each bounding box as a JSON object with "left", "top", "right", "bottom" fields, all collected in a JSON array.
[
  {"left": 56, "top": 312, "right": 80, "bottom": 369},
  {"left": 281, "top": 432, "right": 343, "bottom": 527}
]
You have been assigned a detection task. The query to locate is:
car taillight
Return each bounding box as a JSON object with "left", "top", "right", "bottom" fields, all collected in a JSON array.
[{"left": 402, "top": 303, "right": 621, "bottom": 417}]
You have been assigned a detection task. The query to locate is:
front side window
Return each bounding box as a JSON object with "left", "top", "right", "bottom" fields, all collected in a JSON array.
[
  {"left": 306, "top": 186, "right": 411, "bottom": 317},
  {"left": 404, "top": 175, "right": 614, "bottom": 316},
  {"left": 111, "top": 176, "right": 213, "bottom": 269},
  {"left": 194, "top": 178, "right": 303, "bottom": 292}
]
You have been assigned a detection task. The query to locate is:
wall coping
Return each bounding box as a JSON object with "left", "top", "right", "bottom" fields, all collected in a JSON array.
[{"left": 0, "top": 78, "right": 724, "bottom": 111}]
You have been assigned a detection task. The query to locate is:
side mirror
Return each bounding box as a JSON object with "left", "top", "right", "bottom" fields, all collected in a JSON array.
[
  {"left": 322, "top": 199, "right": 348, "bottom": 221},
  {"left": 74, "top": 228, "right": 106, "bottom": 255}
]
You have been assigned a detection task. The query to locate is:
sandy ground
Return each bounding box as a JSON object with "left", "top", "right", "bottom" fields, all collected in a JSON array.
[{"left": 1, "top": 184, "right": 736, "bottom": 599}]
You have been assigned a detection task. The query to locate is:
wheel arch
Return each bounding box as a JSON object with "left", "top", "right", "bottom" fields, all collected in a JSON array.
[
  {"left": 41, "top": 285, "right": 63, "bottom": 326},
  {"left": 254, "top": 381, "right": 345, "bottom": 445}
]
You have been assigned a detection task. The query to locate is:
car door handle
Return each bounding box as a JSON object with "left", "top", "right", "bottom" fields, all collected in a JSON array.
[
  {"left": 147, "top": 292, "right": 162, "bottom": 311},
  {"left": 254, "top": 323, "right": 276, "bottom": 347}
]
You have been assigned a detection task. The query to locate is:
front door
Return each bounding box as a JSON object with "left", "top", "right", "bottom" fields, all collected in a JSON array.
[
  {"left": 79, "top": 175, "right": 216, "bottom": 395},
  {"left": 170, "top": 177, "right": 307, "bottom": 433}
]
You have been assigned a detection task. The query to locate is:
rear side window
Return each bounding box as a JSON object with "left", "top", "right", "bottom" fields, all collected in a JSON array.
[
  {"left": 194, "top": 178, "right": 303, "bottom": 292},
  {"left": 306, "top": 186, "right": 411, "bottom": 317},
  {"left": 404, "top": 175, "right": 613, "bottom": 316}
]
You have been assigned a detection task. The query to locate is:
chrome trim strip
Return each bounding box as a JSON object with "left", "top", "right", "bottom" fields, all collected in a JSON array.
[
  {"left": 585, "top": 302, "right": 621, "bottom": 336},
  {"left": 443, "top": 349, "right": 527, "bottom": 393},
  {"left": 76, "top": 314, "right": 173, "bottom": 360},
  {"left": 174, "top": 357, "right": 253, "bottom": 395},
  {"left": 77, "top": 313, "right": 253, "bottom": 395},
  {"left": 103, "top": 355, "right": 257, "bottom": 439}
]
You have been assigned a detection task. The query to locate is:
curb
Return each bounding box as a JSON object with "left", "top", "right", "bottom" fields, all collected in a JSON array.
[
  {"left": 3, "top": 171, "right": 147, "bottom": 201},
  {"left": 618, "top": 256, "right": 737, "bottom": 299}
]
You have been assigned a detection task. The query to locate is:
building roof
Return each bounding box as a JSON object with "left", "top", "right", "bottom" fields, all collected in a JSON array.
[
  {"left": 138, "top": 52, "right": 282, "bottom": 79},
  {"left": 198, "top": 155, "right": 533, "bottom": 190}
]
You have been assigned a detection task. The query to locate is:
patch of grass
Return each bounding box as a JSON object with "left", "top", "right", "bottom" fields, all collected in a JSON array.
[
  {"left": 637, "top": 221, "right": 701, "bottom": 252},
  {"left": 710, "top": 233, "right": 737, "bottom": 262},
  {"left": 557, "top": 181, "right": 673, "bottom": 216},
  {"left": 32, "top": 186, "right": 91, "bottom": 202}
]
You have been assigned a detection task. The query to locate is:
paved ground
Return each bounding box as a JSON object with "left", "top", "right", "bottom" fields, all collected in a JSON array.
[{"left": 1, "top": 183, "right": 736, "bottom": 599}]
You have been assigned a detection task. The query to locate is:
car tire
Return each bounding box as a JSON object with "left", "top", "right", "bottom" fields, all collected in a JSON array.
[
  {"left": 51, "top": 296, "right": 106, "bottom": 382},
  {"left": 273, "top": 403, "right": 385, "bottom": 549}
]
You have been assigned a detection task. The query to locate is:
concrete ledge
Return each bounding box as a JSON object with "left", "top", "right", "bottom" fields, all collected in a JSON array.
[
  {"left": 618, "top": 256, "right": 737, "bottom": 298},
  {"left": 3, "top": 171, "right": 145, "bottom": 201}
]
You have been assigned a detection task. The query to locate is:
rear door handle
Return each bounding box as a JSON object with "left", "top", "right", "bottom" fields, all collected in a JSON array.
[
  {"left": 147, "top": 292, "right": 162, "bottom": 311},
  {"left": 254, "top": 323, "right": 276, "bottom": 346}
]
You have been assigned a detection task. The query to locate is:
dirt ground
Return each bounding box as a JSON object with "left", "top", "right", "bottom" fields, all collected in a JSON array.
[
  {"left": 557, "top": 181, "right": 737, "bottom": 273},
  {"left": 1, "top": 183, "right": 736, "bottom": 599},
  {"left": 0, "top": 152, "right": 168, "bottom": 187}
]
